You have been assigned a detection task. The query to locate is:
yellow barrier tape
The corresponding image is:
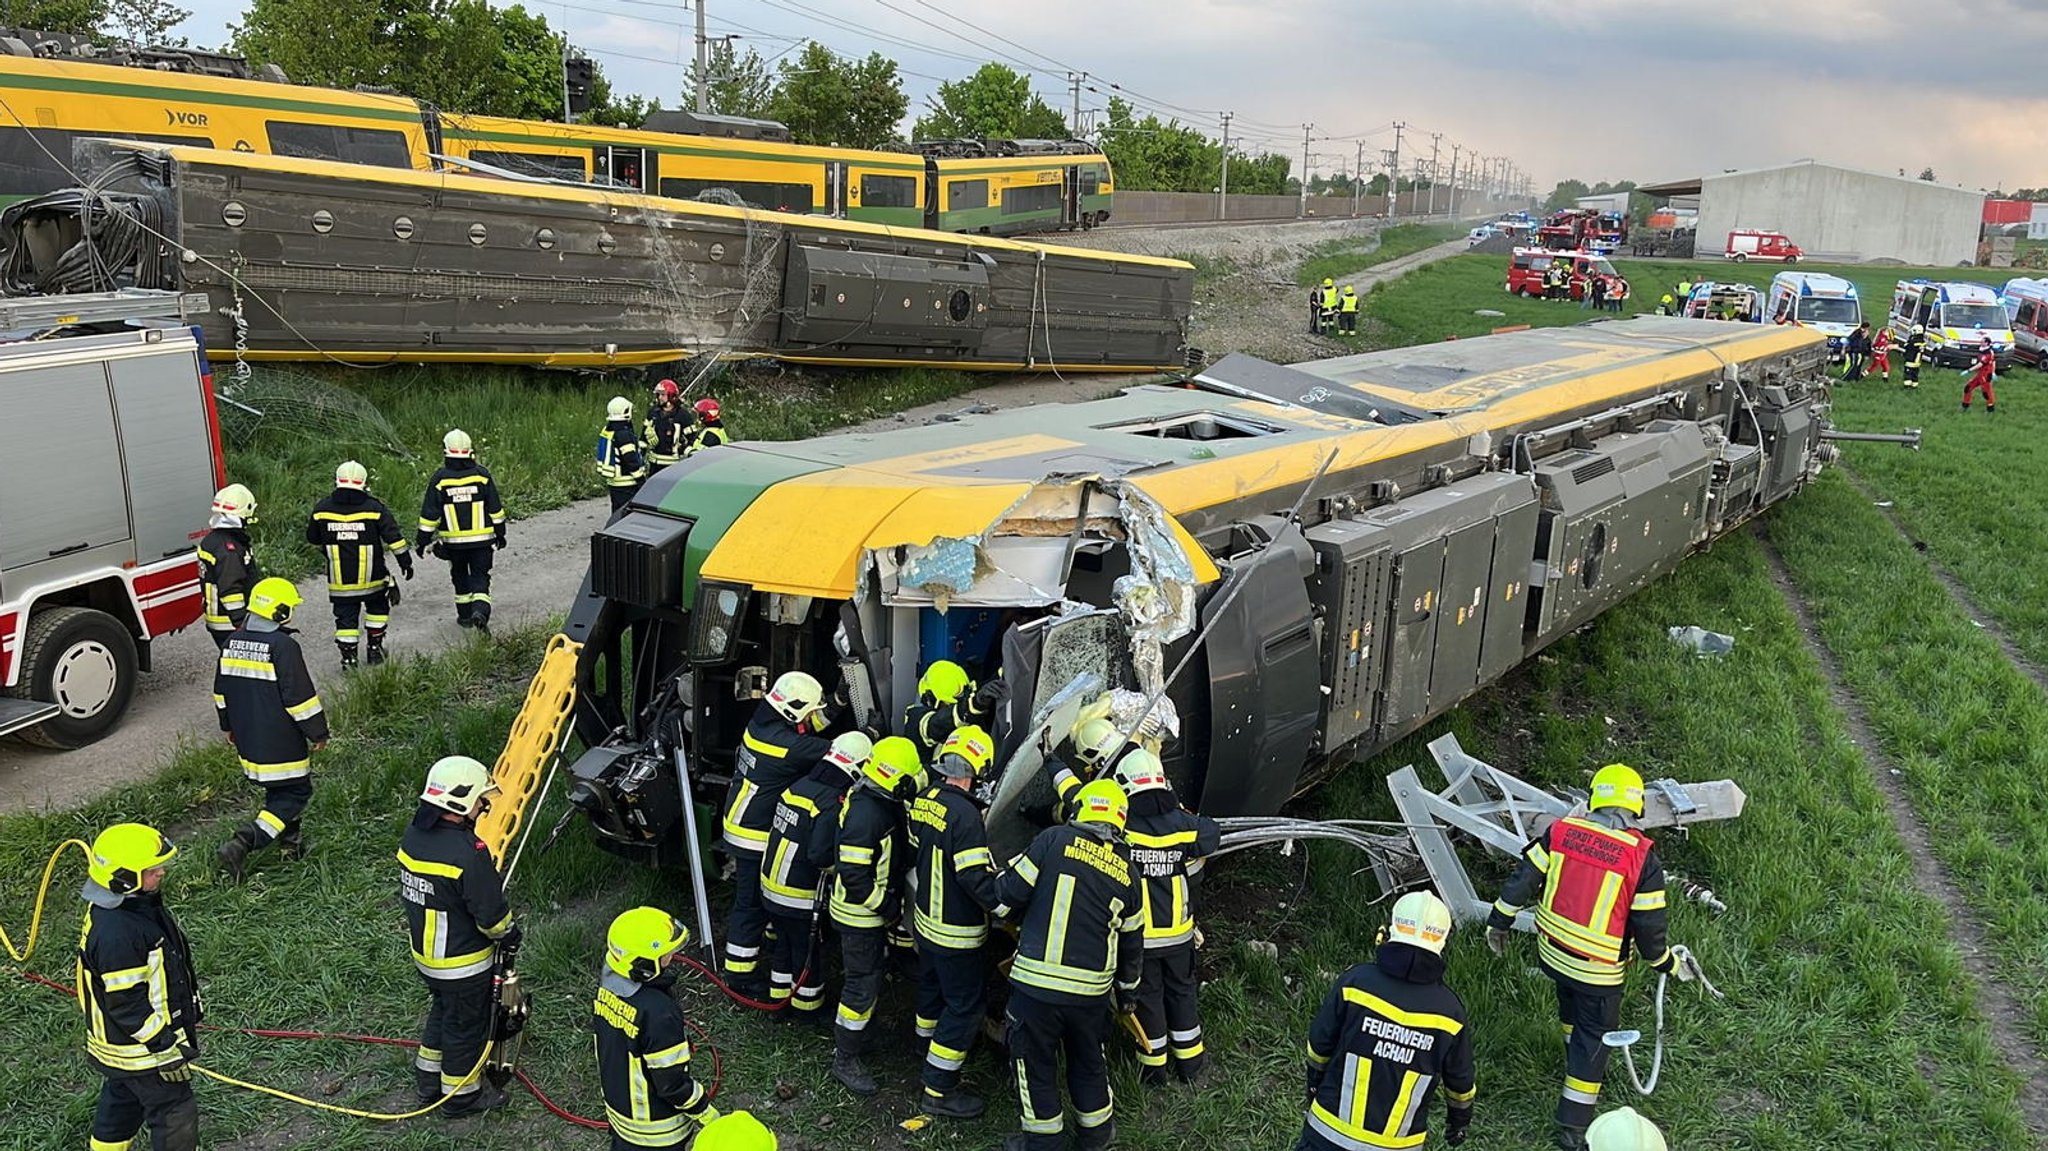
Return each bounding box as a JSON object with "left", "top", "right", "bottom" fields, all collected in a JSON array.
[{"left": 475, "top": 633, "right": 583, "bottom": 864}]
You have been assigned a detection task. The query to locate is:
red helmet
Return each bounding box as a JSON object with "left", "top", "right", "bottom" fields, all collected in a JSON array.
[
  {"left": 653, "top": 378, "right": 679, "bottom": 401},
  {"left": 694, "top": 398, "right": 721, "bottom": 420}
]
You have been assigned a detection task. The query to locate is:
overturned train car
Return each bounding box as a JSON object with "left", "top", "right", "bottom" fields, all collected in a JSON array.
[
  {"left": 563, "top": 318, "right": 1839, "bottom": 861},
  {"left": 0, "top": 140, "right": 1191, "bottom": 369}
]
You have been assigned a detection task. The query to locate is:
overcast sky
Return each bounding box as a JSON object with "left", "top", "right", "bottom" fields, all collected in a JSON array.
[{"left": 167, "top": 0, "right": 2046, "bottom": 193}]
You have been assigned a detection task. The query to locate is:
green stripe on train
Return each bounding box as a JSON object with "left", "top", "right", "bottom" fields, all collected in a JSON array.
[
  {"left": 441, "top": 125, "right": 927, "bottom": 172},
  {"left": 0, "top": 70, "right": 423, "bottom": 123}
]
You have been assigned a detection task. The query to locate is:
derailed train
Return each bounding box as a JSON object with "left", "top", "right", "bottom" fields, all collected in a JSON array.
[
  {"left": 0, "top": 139, "right": 1190, "bottom": 369},
  {"left": 559, "top": 318, "right": 1869, "bottom": 861}
]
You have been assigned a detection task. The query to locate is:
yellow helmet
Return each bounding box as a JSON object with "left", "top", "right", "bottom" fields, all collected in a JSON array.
[
  {"left": 1322, "top": 277, "right": 1335, "bottom": 288},
  {"left": 694, "top": 1109, "right": 779, "bottom": 1150},
  {"left": 89, "top": 823, "right": 176, "bottom": 895},
  {"left": 917, "top": 660, "right": 972, "bottom": 705},
  {"left": 334, "top": 460, "right": 368, "bottom": 489},
  {"left": 1589, "top": 763, "right": 1645, "bottom": 816},
  {"left": 1586, "top": 1106, "right": 1667, "bottom": 1151},
  {"left": 766, "top": 671, "right": 825, "bottom": 726},
  {"left": 824, "top": 731, "right": 873, "bottom": 780},
  {"left": 1072, "top": 717, "right": 1126, "bottom": 769},
  {"left": 1071, "top": 778, "right": 1128, "bottom": 830},
  {"left": 1386, "top": 890, "right": 1453, "bottom": 956},
  {"left": 246, "top": 577, "right": 302, "bottom": 624},
  {"left": 1111, "top": 747, "right": 1169, "bottom": 795},
  {"left": 443, "top": 428, "right": 474, "bottom": 458},
  {"left": 606, "top": 905, "right": 689, "bottom": 981},
  {"left": 863, "top": 735, "right": 923, "bottom": 796},
  {"left": 606, "top": 395, "right": 633, "bottom": 421},
  {"left": 210, "top": 482, "right": 256, "bottom": 520},
  {"left": 422, "top": 755, "right": 498, "bottom": 817},
  {"left": 935, "top": 724, "right": 995, "bottom": 779}
]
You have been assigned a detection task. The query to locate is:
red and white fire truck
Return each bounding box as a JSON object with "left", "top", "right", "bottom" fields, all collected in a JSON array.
[{"left": 0, "top": 292, "right": 222, "bottom": 748}]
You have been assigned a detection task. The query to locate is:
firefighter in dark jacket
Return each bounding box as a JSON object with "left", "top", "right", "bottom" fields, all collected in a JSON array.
[
  {"left": 198, "top": 483, "right": 260, "bottom": 648},
  {"left": 306, "top": 460, "right": 413, "bottom": 669},
  {"left": 723, "top": 671, "right": 837, "bottom": 998},
  {"left": 598, "top": 396, "right": 650, "bottom": 512},
  {"left": 400, "top": 755, "right": 518, "bottom": 1116},
  {"left": 901, "top": 659, "right": 1003, "bottom": 762},
  {"left": 1115, "top": 747, "right": 1222, "bottom": 1084},
  {"left": 1043, "top": 716, "right": 1133, "bottom": 824},
  {"left": 906, "top": 725, "right": 1003, "bottom": 1120},
  {"left": 595, "top": 906, "right": 720, "bottom": 1147},
  {"left": 1299, "top": 890, "right": 1475, "bottom": 1151},
  {"left": 1486, "top": 764, "right": 1687, "bottom": 1151},
  {"left": 644, "top": 378, "right": 690, "bottom": 474},
  {"left": 78, "top": 822, "right": 202, "bottom": 1151},
  {"left": 1901, "top": 324, "right": 1926, "bottom": 389},
  {"left": 689, "top": 398, "right": 731, "bottom": 453},
  {"left": 416, "top": 429, "right": 507, "bottom": 634},
  {"left": 829, "top": 735, "right": 924, "bottom": 1097},
  {"left": 214, "top": 578, "right": 327, "bottom": 881},
  {"left": 759, "top": 731, "right": 872, "bottom": 1018},
  {"left": 994, "top": 779, "right": 1145, "bottom": 1151}
]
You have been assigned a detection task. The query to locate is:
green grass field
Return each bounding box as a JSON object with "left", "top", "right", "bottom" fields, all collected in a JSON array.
[
  {"left": 1295, "top": 222, "right": 1466, "bottom": 288},
  {"left": 10, "top": 244, "right": 2048, "bottom": 1148}
]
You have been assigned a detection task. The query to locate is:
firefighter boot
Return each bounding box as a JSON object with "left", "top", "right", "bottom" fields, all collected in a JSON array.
[
  {"left": 276, "top": 826, "right": 308, "bottom": 862},
  {"left": 830, "top": 1030, "right": 878, "bottom": 1097},
  {"left": 1555, "top": 1125, "right": 1590, "bottom": 1151},
  {"left": 216, "top": 828, "right": 255, "bottom": 883},
  {"left": 1077, "top": 1117, "right": 1118, "bottom": 1150},
  {"left": 922, "top": 1085, "right": 986, "bottom": 1120},
  {"left": 415, "top": 1068, "right": 441, "bottom": 1104},
  {"left": 472, "top": 606, "right": 492, "bottom": 639},
  {"left": 441, "top": 1083, "right": 510, "bottom": 1118},
  {"left": 366, "top": 634, "right": 388, "bottom": 666},
  {"left": 338, "top": 641, "right": 359, "bottom": 670}
]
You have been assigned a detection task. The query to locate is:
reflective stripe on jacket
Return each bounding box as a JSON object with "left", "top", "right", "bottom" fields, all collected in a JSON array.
[{"left": 398, "top": 818, "right": 513, "bottom": 980}]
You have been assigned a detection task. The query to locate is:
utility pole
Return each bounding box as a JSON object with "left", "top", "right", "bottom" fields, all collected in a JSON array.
[
  {"left": 1426, "top": 132, "right": 1442, "bottom": 217},
  {"left": 1068, "top": 72, "right": 1088, "bottom": 137},
  {"left": 1299, "top": 123, "right": 1313, "bottom": 218},
  {"left": 560, "top": 32, "right": 572, "bottom": 123},
  {"left": 1448, "top": 143, "right": 1461, "bottom": 219},
  {"left": 693, "top": 0, "right": 709, "bottom": 113},
  {"left": 1353, "top": 139, "right": 1366, "bottom": 217},
  {"left": 1388, "top": 122, "right": 1406, "bottom": 216},
  {"left": 1218, "top": 111, "right": 1232, "bottom": 221}
]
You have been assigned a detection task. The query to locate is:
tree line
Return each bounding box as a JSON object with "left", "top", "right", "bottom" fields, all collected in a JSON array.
[{"left": 4, "top": 0, "right": 1301, "bottom": 194}]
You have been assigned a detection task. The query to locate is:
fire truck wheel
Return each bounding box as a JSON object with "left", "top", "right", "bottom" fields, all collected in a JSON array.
[{"left": 7, "top": 606, "right": 138, "bottom": 749}]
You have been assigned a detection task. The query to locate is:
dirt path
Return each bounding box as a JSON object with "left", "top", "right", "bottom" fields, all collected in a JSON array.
[{"left": 1758, "top": 530, "right": 2048, "bottom": 1133}]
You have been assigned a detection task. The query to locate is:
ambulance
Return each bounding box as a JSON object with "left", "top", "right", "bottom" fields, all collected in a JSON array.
[
  {"left": 1887, "top": 280, "right": 2014, "bottom": 367},
  {"left": 1999, "top": 279, "right": 2048, "bottom": 367},
  {"left": 1767, "top": 272, "right": 1862, "bottom": 360}
]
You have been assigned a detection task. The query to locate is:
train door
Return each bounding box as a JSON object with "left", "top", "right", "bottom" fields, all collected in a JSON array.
[
  {"left": 596, "top": 146, "right": 650, "bottom": 192},
  {"left": 1063, "top": 164, "right": 1081, "bottom": 229},
  {"left": 824, "top": 161, "right": 848, "bottom": 217}
]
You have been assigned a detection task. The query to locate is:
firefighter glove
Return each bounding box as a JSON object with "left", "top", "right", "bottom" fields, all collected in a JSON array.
[
  {"left": 972, "top": 676, "right": 1006, "bottom": 710},
  {"left": 1485, "top": 927, "right": 1510, "bottom": 958},
  {"left": 414, "top": 534, "right": 436, "bottom": 557},
  {"left": 498, "top": 922, "right": 524, "bottom": 952},
  {"left": 1444, "top": 1106, "right": 1472, "bottom": 1145},
  {"left": 387, "top": 581, "right": 403, "bottom": 609},
  {"left": 400, "top": 557, "right": 415, "bottom": 580},
  {"left": 493, "top": 534, "right": 507, "bottom": 551}
]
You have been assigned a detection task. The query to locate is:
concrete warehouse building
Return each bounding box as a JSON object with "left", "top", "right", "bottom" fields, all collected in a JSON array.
[{"left": 1639, "top": 160, "right": 1983, "bottom": 266}]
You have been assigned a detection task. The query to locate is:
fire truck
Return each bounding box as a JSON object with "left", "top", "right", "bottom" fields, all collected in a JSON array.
[{"left": 0, "top": 291, "right": 221, "bottom": 748}]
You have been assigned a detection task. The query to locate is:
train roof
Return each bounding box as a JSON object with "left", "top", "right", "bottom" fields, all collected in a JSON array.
[{"left": 684, "top": 318, "right": 1819, "bottom": 598}]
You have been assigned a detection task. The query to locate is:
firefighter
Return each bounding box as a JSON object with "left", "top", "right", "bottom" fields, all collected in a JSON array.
[
  {"left": 1337, "top": 285, "right": 1360, "bottom": 334},
  {"left": 829, "top": 735, "right": 924, "bottom": 1097},
  {"left": 416, "top": 429, "right": 507, "bottom": 634},
  {"left": 1308, "top": 277, "right": 1334, "bottom": 333},
  {"left": 1901, "top": 324, "right": 1926, "bottom": 389},
  {"left": 906, "top": 725, "right": 1003, "bottom": 1120},
  {"left": 1299, "top": 890, "right": 1474, "bottom": 1151},
  {"left": 78, "top": 822, "right": 202, "bottom": 1151},
  {"left": 901, "top": 659, "right": 1003, "bottom": 762},
  {"left": 1842, "top": 322, "right": 1871, "bottom": 381},
  {"left": 307, "top": 460, "right": 413, "bottom": 669},
  {"left": 1655, "top": 293, "right": 1674, "bottom": 316},
  {"left": 198, "top": 483, "right": 260, "bottom": 648},
  {"left": 1115, "top": 748, "right": 1221, "bottom": 1085},
  {"left": 595, "top": 906, "right": 719, "bottom": 1147},
  {"left": 644, "top": 378, "right": 690, "bottom": 474},
  {"left": 1044, "top": 716, "right": 1133, "bottom": 822},
  {"left": 723, "top": 670, "right": 838, "bottom": 998},
  {"left": 214, "top": 578, "right": 326, "bottom": 882},
  {"left": 399, "top": 755, "right": 518, "bottom": 1116},
  {"left": 1962, "top": 340, "right": 1998, "bottom": 413},
  {"left": 1485, "top": 764, "right": 1686, "bottom": 1151},
  {"left": 690, "top": 398, "right": 732, "bottom": 453},
  {"left": 1319, "top": 278, "right": 1341, "bottom": 333},
  {"left": 993, "top": 779, "right": 1144, "bottom": 1151},
  {"left": 1871, "top": 324, "right": 1895, "bottom": 381},
  {"left": 598, "top": 395, "right": 650, "bottom": 512},
  {"left": 1587, "top": 1107, "right": 1666, "bottom": 1151},
  {"left": 759, "top": 731, "right": 873, "bottom": 1019},
  {"left": 1676, "top": 279, "right": 1693, "bottom": 306}
]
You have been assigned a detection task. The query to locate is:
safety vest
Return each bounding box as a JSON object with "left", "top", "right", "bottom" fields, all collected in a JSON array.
[
  {"left": 1321, "top": 287, "right": 1339, "bottom": 310},
  {"left": 1339, "top": 292, "right": 1359, "bottom": 314},
  {"left": 1535, "top": 817, "right": 1652, "bottom": 970}
]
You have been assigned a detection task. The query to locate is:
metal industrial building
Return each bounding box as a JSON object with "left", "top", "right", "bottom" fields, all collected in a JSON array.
[{"left": 1640, "top": 161, "right": 1983, "bottom": 266}]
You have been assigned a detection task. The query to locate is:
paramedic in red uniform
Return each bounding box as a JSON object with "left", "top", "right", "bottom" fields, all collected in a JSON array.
[{"left": 1962, "top": 341, "right": 1998, "bottom": 413}]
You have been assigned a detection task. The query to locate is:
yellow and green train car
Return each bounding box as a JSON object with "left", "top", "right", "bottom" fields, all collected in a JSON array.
[{"left": 930, "top": 150, "right": 1112, "bottom": 235}]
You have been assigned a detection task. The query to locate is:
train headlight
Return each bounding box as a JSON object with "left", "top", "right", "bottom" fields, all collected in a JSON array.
[{"left": 690, "top": 581, "right": 750, "bottom": 665}]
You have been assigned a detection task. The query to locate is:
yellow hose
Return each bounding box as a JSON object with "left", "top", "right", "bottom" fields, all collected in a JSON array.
[
  {"left": 0, "top": 838, "right": 90, "bottom": 963},
  {"left": 193, "top": 1041, "right": 496, "bottom": 1120}
]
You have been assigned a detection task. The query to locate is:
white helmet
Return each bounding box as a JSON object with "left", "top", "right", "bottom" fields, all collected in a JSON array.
[
  {"left": 443, "top": 428, "right": 474, "bottom": 458},
  {"left": 335, "top": 460, "right": 368, "bottom": 490},
  {"left": 211, "top": 483, "right": 256, "bottom": 520},
  {"left": 1112, "top": 747, "right": 1170, "bottom": 795},
  {"left": 824, "top": 731, "right": 874, "bottom": 779},
  {"left": 606, "top": 396, "right": 633, "bottom": 421},
  {"left": 766, "top": 671, "right": 825, "bottom": 726},
  {"left": 1911, "top": 323, "right": 1925, "bottom": 336},
  {"left": 1072, "top": 717, "right": 1127, "bottom": 769},
  {"left": 1386, "top": 890, "right": 1453, "bottom": 956},
  {"left": 1586, "top": 1106, "right": 1668, "bottom": 1151},
  {"left": 421, "top": 755, "right": 498, "bottom": 817}
]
